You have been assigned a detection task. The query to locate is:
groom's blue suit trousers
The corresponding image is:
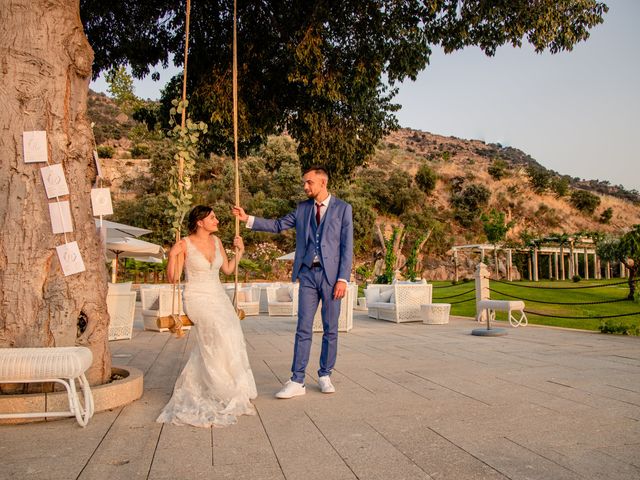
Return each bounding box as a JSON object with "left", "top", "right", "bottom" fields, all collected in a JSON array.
[{"left": 291, "top": 265, "right": 341, "bottom": 383}]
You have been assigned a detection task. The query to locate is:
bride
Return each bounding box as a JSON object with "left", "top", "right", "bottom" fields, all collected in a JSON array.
[{"left": 156, "top": 205, "right": 257, "bottom": 427}]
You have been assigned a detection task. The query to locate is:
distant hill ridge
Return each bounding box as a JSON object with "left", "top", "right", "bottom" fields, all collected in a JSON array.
[{"left": 88, "top": 90, "right": 640, "bottom": 243}]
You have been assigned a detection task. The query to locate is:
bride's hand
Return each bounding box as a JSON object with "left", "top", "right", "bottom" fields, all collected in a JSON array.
[
  {"left": 168, "top": 239, "right": 186, "bottom": 258},
  {"left": 233, "top": 236, "right": 244, "bottom": 253}
]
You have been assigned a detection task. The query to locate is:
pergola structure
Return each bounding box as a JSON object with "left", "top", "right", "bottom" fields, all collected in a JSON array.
[{"left": 450, "top": 238, "right": 627, "bottom": 282}]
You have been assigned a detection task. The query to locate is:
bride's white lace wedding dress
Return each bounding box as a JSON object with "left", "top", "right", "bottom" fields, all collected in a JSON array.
[{"left": 156, "top": 237, "right": 257, "bottom": 427}]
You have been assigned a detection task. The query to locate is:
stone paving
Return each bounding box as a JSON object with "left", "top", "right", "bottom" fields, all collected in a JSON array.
[{"left": 1, "top": 308, "right": 639, "bottom": 480}]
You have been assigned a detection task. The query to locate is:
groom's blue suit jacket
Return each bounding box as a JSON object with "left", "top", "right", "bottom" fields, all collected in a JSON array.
[{"left": 252, "top": 197, "right": 353, "bottom": 286}]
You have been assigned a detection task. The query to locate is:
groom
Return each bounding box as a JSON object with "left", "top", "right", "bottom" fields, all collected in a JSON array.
[{"left": 233, "top": 165, "right": 353, "bottom": 398}]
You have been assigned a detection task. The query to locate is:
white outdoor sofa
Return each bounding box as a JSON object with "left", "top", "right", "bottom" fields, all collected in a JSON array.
[{"left": 365, "top": 282, "right": 433, "bottom": 323}]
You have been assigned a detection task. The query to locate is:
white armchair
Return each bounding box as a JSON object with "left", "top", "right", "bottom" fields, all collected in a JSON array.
[
  {"left": 266, "top": 283, "right": 299, "bottom": 316},
  {"left": 140, "top": 285, "right": 187, "bottom": 332},
  {"left": 106, "top": 283, "right": 136, "bottom": 340},
  {"left": 365, "top": 282, "right": 432, "bottom": 323},
  {"left": 312, "top": 283, "right": 356, "bottom": 332},
  {"left": 224, "top": 286, "right": 261, "bottom": 316}
]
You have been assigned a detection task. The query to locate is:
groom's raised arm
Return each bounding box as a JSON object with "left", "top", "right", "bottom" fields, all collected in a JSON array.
[{"left": 232, "top": 206, "right": 297, "bottom": 234}]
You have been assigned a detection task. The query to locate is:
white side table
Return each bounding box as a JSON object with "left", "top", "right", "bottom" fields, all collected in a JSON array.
[{"left": 421, "top": 303, "right": 451, "bottom": 325}]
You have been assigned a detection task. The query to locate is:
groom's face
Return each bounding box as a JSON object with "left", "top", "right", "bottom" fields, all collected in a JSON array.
[{"left": 302, "top": 171, "right": 327, "bottom": 199}]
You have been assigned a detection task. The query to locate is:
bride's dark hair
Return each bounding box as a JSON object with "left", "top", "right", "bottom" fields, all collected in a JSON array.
[{"left": 187, "top": 205, "right": 213, "bottom": 234}]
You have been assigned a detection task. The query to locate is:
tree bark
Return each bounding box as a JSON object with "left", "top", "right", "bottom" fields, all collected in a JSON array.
[{"left": 0, "top": 0, "right": 111, "bottom": 385}]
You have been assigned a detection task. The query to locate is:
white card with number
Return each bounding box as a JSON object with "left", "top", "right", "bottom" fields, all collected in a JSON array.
[
  {"left": 23, "top": 131, "right": 48, "bottom": 163},
  {"left": 49, "top": 201, "right": 74, "bottom": 234},
  {"left": 41, "top": 164, "right": 69, "bottom": 198},
  {"left": 91, "top": 188, "right": 113, "bottom": 216},
  {"left": 56, "top": 241, "right": 86, "bottom": 276}
]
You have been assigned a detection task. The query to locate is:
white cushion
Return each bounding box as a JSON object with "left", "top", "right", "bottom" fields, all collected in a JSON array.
[
  {"left": 108, "top": 282, "right": 132, "bottom": 293},
  {"left": 379, "top": 289, "right": 393, "bottom": 303},
  {"left": 276, "top": 287, "right": 292, "bottom": 302}
]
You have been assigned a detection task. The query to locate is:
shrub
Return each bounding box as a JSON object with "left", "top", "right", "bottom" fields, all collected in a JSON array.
[
  {"left": 97, "top": 145, "right": 115, "bottom": 158},
  {"left": 526, "top": 166, "right": 551, "bottom": 193},
  {"left": 570, "top": 189, "right": 601, "bottom": 215},
  {"left": 599, "top": 207, "right": 613, "bottom": 224},
  {"left": 130, "top": 143, "right": 150, "bottom": 158},
  {"left": 415, "top": 164, "right": 437, "bottom": 194},
  {"left": 451, "top": 183, "right": 491, "bottom": 227},
  {"left": 599, "top": 320, "right": 640, "bottom": 336},
  {"left": 487, "top": 159, "right": 508, "bottom": 180},
  {"left": 550, "top": 177, "right": 570, "bottom": 198},
  {"left": 571, "top": 274, "right": 582, "bottom": 283}
]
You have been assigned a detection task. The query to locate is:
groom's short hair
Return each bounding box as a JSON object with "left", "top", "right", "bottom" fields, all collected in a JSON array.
[{"left": 303, "top": 165, "right": 329, "bottom": 180}]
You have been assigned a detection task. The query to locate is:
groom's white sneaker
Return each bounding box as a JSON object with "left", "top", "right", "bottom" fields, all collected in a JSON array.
[
  {"left": 275, "top": 380, "right": 306, "bottom": 399},
  {"left": 318, "top": 376, "right": 335, "bottom": 394}
]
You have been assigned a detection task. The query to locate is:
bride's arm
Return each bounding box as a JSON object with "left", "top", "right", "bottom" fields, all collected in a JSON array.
[
  {"left": 219, "top": 236, "right": 244, "bottom": 276},
  {"left": 167, "top": 239, "right": 186, "bottom": 283}
]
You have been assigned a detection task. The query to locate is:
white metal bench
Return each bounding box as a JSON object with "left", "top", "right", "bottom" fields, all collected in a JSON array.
[
  {"left": 0, "top": 347, "right": 95, "bottom": 426},
  {"left": 476, "top": 300, "right": 528, "bottom": 327}
]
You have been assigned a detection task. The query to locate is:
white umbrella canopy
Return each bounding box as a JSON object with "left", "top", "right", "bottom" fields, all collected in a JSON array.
[
  {"left": 105, "top": 237, "right": 164, "bottom": 261},
  {"left": 95, "top": 220, "right": 163, "bottom": 282},
  {"left": 276, "top": 251, "right": 295, "bottom": 261},
  {"left": 95, "top": 219, "right": 152, "bottom": 241},
  {"left": 105, "top": 237, "right": 165, "bottom": 283}
]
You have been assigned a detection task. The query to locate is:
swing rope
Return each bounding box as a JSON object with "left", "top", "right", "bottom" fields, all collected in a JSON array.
[
  {"left": 170, "top": 0, "right": 244, "bottom": 334},
  {"left": 232, "top": 0, "right": 243, "bottom": 317}
]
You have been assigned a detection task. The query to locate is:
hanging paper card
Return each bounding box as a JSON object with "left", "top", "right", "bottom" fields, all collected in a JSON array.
[
  {"left": 49, "top": 201, "right": 73, "bottom": 234},
  {"left": 93, "top": 150, "right": 103, "bottom": 178},
  {"left": 40, "top": 164, "right": 69, "bottom": 198},
  {"left": 56, "top": 241, "right": 86, "bottom": 276},
  {"left": 90, "top": 188, "right": 113, "bottom": 216},
  {"left": 23, "top": 131, "right": 48, "bottom": 163}
]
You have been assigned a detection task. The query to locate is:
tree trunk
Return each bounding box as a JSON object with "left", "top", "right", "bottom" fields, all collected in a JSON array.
[{"left": 0, "top": 1, "right": 111, "bottom": 385}]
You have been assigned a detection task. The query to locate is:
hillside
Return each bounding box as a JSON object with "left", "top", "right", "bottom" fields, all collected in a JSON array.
[
  {"left": 87, "top": 90, "right": 640, "bottom": 279},
  {"left": 377, "top": 129, "right": 640, "bottom": 240}
]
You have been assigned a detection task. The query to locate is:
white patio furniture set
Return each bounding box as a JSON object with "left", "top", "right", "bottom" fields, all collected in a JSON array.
[{"left": 365, "top": 282, "right": 433, "bottom": 323}]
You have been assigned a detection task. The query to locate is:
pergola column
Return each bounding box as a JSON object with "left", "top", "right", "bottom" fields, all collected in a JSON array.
[
  {"left": 620, "top": 262, "right": 626, "bottom": 278},
  {"left": 583, "top": 247, "right": 589, "bottom": 280},
  {"left": 533, "top": 248, "right": 539, "bottom": 282},
  {"left": 453, "top": 250, "right": 459, "bottom": 282},
  {"left": 554, "top": 252, "right": 559, "bottom": 280},
  {"left": 507, "top": 249, "right": 513, "bottom": 281},
  {"left": 606, "top": 261, "right": 611, "bottom": 279}
]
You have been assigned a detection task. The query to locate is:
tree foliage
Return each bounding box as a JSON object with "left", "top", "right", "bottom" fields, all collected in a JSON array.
[
  {"left": 451, "top": 183, "right": 491, "bottom": 227},
  {"left": 81, "top": 0, "right": 608, "bottom": 180},
  {"left": 526, "top": 165, "right": 552, "bottom": 194},
  {"left": 481, "top": 209, "right": 513, "bottom": 245},
  {"left": 105, "top": 66, "right": 139, "bottom": 114},
  {"left": 597, "top": 225, "right": 640, "bottom": 300},
  {"left": 570, "top": 189, "right": 601, "bottom": 215}
]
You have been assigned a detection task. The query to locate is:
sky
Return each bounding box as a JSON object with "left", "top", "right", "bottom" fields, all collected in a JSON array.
[{"left": 90, "top": 0, "right": 639, "bottom": 191}]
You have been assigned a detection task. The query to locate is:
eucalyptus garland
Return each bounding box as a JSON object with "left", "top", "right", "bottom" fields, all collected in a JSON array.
[{"left": 166, "top": 99, "right": 208, "bottom": 236}]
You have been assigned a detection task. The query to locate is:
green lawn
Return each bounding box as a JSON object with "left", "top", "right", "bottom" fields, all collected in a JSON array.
[{"left": 431, "top": 278, "right": 640, "bottom": 331}]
